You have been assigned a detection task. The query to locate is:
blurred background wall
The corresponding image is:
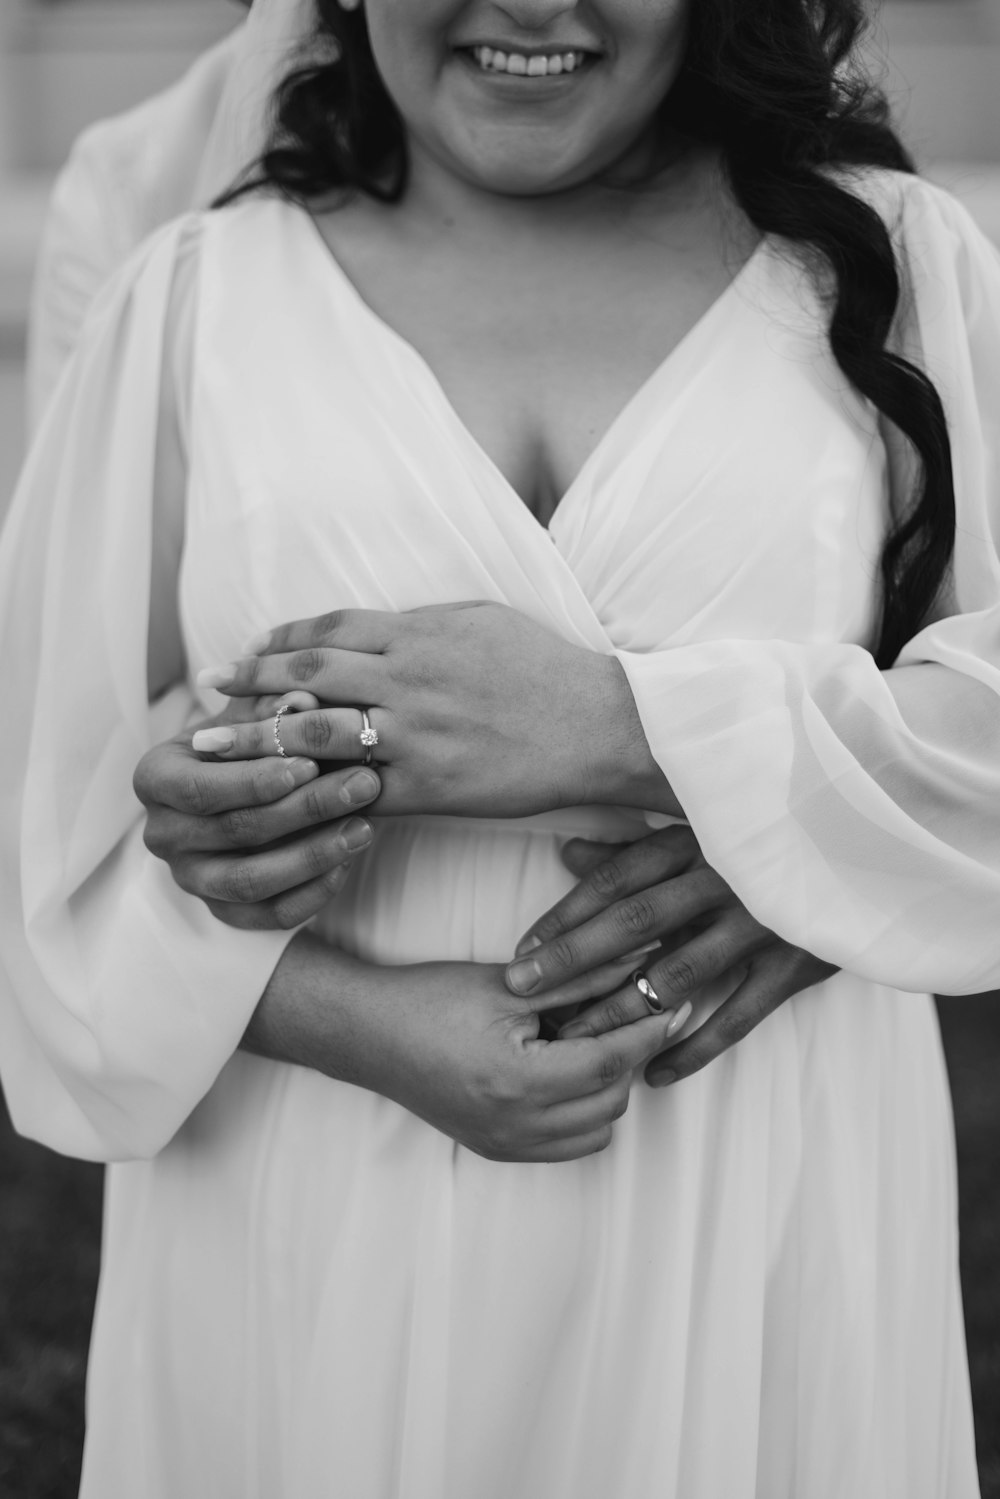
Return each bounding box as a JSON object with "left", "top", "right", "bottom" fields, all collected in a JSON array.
[{"left": 0, "top": 0, "right": 999, "bottom": 503}]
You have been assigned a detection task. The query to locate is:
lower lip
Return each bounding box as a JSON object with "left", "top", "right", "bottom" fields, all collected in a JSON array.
[{"left": 453, "top": 51, "right": 598, "bottom": 95}]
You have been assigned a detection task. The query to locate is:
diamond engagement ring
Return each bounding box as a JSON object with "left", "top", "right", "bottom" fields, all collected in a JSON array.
[
  {"left": 359, "top": 709, "right": 379, "bottom": 767},
  {"left": 273, "top": 703, "right": 293, "bottom": 759},
  {"left": 631, "top": 969, "right": 665, "bottom": 1015}
]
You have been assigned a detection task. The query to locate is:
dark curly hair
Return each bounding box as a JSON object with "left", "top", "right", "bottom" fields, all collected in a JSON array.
[{"left": 221, "top": 0, "right": 954, "bottom": 668}]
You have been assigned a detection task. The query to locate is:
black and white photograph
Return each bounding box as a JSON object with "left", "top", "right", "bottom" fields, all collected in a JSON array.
[{"left": 1, "top": 0, "right": 999, "bottom": 1495}]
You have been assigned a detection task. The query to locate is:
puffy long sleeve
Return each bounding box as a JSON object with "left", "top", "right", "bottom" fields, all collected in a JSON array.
[
  {"left": 25, "top": 132, "right": 135, "bottom": 437},
  {"left": 25, "top": 31, "right": 241, "bottom": 433},
  {"left": 619, "top": 178, "right": 1000, "bottom": 996},
  {"left": 0, "top": 220, "right": 291, "bottom": 1161}
]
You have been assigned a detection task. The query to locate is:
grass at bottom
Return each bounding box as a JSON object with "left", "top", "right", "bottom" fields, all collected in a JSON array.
[
  {"left": 0, "top": 1109, "right": 101, "bottom": 1499},
  {"left": 0, "top": 995, "right": 997, "bottom": 1498},
  {"left": 938, "top": 993, "right": 1000, "bottom": 1494}
]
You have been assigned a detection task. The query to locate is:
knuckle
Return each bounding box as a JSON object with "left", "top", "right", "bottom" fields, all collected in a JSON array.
[
  {"left": 302, "top": 784, "right": 329, "bottom": 823},
  {"left": 218, "top": 861, "right": 263, "bottom": 905},
  {"left": 597, "top": 1049, "right": 626, "bottom": 1088},
  {"left": 302, "top": 713, "right": 334, "bottom": 755},
  {"left": 289, "top": 649, "right": 326, "bottom": 685},
  {"left": 716, "top": 1005, "right": 752, "bottom": 1048},
  {"left": 302, "top": 837, "right": 338, "bottom": 879},
  {"left": 246, "top": 760, "right": 286, "bottom": 804},
  {"left": 314, "top": 610, "right": 345, "bottom": 641},
  {"left": 548, "top": 936, "right": 578, "bottom": 973},
  {"left": 235, "top": 656, "right": 261, "bottom": 691},
  {"left": 706, "top": 926, "right": 742, "bottom": 972},
  {"left": 747, "top": 987, "right": 776, "bottom": 1027},
  {"left": 321, "top": 863, "right": 352, "bottom": 895},
  {"left": 591, "top": 1126, "right": 614, "bottom": 1155},
  {"left": 272, "top": 901, "right": 307, "bottom": 931},
  {"left": 529, "top": 913, "right": 562, "bottom": 945},
  {"left": 217, "top": 805, "right": 263, "bottom": 848},
  {"left": 615, "top": 893, "right": 658, "bottom": 938},
  {"left": 588, "top": 858, "right": 626, "bottom": 901},
  {"left": 602, "top": 994, "right": 634, "bottom": 1031},
  {"left": 179, "top": 771, "right": 217, "bottom": 817},
  {"left": 660, "top": 956, "right": 700, "bottom": 996}
]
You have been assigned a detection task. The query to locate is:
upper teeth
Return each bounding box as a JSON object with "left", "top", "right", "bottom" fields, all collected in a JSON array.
[{"left": 471, "top": 46, "right": 587, "bottom": 77}]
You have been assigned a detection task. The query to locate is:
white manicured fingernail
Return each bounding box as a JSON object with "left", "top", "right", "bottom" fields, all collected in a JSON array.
[
  {"left": 196, "top": 663, "right": 238, "bottom": 689},
  {"left": 241, "top": 632, "right": 271, "bottom": 655},
  {"left": 665, "top": 1000, "right": 693, "bottom": 1038},
  {"left": 192, "top": 727, "right": 235, "bottom": 753}
]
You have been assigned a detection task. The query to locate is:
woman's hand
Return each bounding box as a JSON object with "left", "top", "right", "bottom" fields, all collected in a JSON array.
[
  {"left": 251, "top": 938, "right": 684, "bottom": 1163},
  {"left": 192, "top": 603, "right": 681, "bottom": 818},
  {"left": 135, "top": 693, "right": 380, "bottom": 931},
  {"left": 503, "top": 826, "right": 837, "bottom": 1086}
]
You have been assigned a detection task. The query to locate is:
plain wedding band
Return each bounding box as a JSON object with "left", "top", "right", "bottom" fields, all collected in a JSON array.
[{"left": 631, "top": 969, "right": 666, "bottom": 1015}]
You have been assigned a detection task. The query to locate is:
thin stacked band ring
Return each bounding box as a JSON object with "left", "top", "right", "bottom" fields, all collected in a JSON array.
[
  {"left": 631, "top": 968, "right": 665, "bottom": 1015},
  {"left": 273, "top": 702, "right": 293, "bottom": 759},
  {"left": 359, "top": 709, "right": 379, "bottom": 767}
]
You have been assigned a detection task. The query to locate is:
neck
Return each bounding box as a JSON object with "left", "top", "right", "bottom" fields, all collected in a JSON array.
[{"left": 401, "top": 131, "right": 703, "bottom": 245}]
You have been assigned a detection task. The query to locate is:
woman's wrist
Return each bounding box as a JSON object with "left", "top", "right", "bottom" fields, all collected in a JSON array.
[
  {"left": 241, "top": 931, "right": 393, "bottom": 1089},
  {"left": 578, "top": 654, "right": 683, "bottom": 816}
]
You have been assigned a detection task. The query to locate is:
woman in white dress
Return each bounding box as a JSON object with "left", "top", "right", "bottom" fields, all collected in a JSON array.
[{"left": 2, "top": 0, "right": 1000, "bottom": 1495}]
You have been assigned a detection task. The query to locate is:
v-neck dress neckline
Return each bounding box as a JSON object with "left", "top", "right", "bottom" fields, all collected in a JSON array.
[{"left": 296, "top": 204, "right": 770, "bottom": 534}]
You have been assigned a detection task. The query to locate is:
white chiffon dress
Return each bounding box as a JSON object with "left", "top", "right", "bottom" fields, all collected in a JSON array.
[{"left": 2, "top": 170, "right": 1000, "bottom": 1498}]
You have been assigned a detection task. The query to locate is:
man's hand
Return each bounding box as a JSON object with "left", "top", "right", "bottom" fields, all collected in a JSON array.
[
  {"left": 135, "top": 707, "right": 380, "bottom": 930},
  {"left": 504, "top": 826, "right": 837, "bottom": 1087}
]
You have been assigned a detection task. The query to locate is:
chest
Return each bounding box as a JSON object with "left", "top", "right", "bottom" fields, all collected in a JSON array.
[
  {"left": 184, "top": 203, "right": 889, "bottom": 676},
  {"left": 316, "top": 213, "right": 758, "bottom": 525}
]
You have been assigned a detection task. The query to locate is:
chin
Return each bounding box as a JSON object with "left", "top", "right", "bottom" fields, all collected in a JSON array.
[{"left": 448, "top": 141, "right": 611, "bottom": 198}]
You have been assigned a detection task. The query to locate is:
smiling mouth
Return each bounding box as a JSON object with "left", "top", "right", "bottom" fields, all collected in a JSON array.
[{"left": 459, "top": 45, "right": 596, "bottom": 79}]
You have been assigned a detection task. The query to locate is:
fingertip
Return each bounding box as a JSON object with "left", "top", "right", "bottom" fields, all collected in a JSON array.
[
  {"left": 505, "top": 958, "right": 542, "bottom": 995},
  {"left": 645, "top": 1066, "right": 677, "bottom": 1089},
  {"left": 342, "top": 816, "right": 374, "bottom": 851},
  {"left": 558, "top": 837, "right": 590, "bottom": 871},
  {"left": 196, "top": 664, "right": 239, "bottom": 691},
  {"left": 513, "top": 932, "right": 542, "bottom": 959},
  {"left": 192, "top": 727, "right": 235, "bottom": 754}
]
